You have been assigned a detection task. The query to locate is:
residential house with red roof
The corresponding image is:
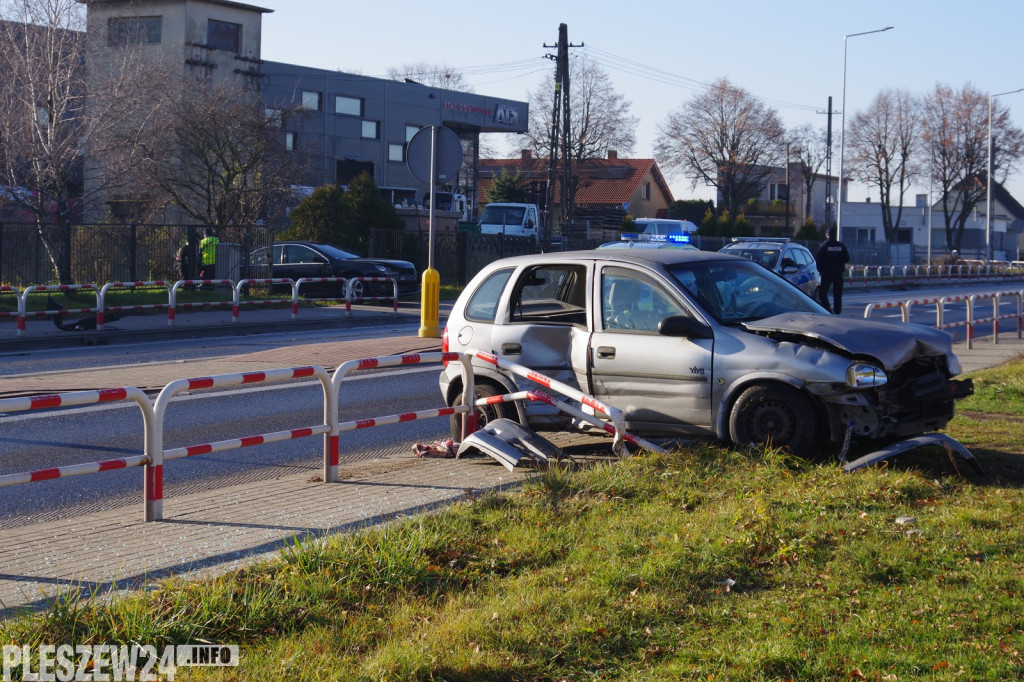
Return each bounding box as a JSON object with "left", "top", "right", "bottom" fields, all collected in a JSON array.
[{"left": 478, "top": 150, "right": 675, "bottom": 233}]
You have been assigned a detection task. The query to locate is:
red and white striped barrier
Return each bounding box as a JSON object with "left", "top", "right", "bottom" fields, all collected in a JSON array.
[
  {"left": 292, "top": 277, "right": 349, "bottom": 318},
  {"left": 330, "top": 351, "right": 476, "bottom": 480},
  {"left": 345, "top": 277, "right": 399, "bottom": 315},
  {"left": 17, "top": 284, "right": 99, "bottom": 336},
  {"left": 466, "top": 347, "right": 632, "bottom": 455},
  {"left": 168, "top": 279, "right": 236, "bottom": 326},
  {"left": 0, "top": 387, "right": 160, "bottom": 518},
  {"left": 966, "top": 291, "right": 1024, "bottom": 349},
  {"left": 865, "top": 289, "right": 1024, "bottom": 350},
  {"left": 231, "top": 278, "right": 295, "bottom": 322},
  {"left": 487, "top": 389, "right": 667, "bottom": 454},
  {"left": 150, "top": 365, "right": 335, "bottom": 519},
  {"left": 97, "top": 281, "right": 171, "bottom": 330}
]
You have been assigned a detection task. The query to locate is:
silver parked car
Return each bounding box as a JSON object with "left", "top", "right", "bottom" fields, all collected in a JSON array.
[
  {"left": 439, "top": 249, "right": 972, "bottom": 456},
  {"left": 718, "top": 238, "right": 821, "bottom": 298}
]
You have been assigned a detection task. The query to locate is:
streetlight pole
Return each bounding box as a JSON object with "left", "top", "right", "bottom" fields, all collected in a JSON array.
[
  {"left": 985, "top": 88, "right": 1023, "bottom": 263},
  {"left": 837, "top": 26, "right": 893, "bottom": 243}
]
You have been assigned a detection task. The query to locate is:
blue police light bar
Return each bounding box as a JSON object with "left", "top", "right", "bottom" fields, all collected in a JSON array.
[{"left": 619, "top": 232, "right": 691, "bottom": 243}]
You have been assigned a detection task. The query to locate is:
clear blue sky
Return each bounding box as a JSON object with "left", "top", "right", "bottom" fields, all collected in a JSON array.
[{"left": 256, "top": 0, "right": 1024, "bottom": 206}]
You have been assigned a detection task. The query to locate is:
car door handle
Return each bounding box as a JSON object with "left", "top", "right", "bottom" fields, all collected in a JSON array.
[
  {"left": 596, "top": 346, "right": 616, "bottom": 359},
  {"left": 501, "top": 343, "right": 522, "bottom": 356}
]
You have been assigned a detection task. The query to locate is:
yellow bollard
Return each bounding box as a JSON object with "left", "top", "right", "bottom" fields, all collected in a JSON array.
[{"left": 418, "top": 267, "right": 441, "bottom": 338}]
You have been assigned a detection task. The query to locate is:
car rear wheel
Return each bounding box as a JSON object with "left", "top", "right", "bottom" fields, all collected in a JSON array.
[
  {"left": 728, "top": 384, "right": 816, "bottom": 457},
  {"left": 449, "top": 382, "right": 508, "bottom": 442}
]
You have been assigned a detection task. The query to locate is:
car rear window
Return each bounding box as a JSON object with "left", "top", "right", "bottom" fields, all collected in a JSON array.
[{"left": 464, "top": 268, "right": 514, "bottom": 322}]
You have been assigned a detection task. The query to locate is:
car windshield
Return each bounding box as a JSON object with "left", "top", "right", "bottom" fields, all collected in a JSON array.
[
  {"left": 722, "top": 247, "right": 779, "bottom": 269},
  {"left": 315, "top": 244, "right": 360, "bottom": 260},
  {"left": 480, "top": 206, "right": 525, "bottom": 224},
  {"left": 666, "top": 259, "right": 824, "bottom": 323}
]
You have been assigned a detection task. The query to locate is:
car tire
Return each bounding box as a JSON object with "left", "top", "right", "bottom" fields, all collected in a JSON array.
[
  {"left": 728, "top": 384, "right": 816, "bottom": 457},
  {"left": 347, "top": 277, "right": 364, "bottom": 301},
  {"left": 449, "top": 382, "right": 508, "bottom": 442}
]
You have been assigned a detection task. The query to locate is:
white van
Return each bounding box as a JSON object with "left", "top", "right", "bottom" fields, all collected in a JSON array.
[
  {"left": 633, "top": 218, "right": 698, "bottom": 236},
  {"left": 478, "top": 203, "right": 540, "bottom": 240}
]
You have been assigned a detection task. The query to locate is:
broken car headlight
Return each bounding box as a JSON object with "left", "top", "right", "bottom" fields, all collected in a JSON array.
[
  {"left": 846, "top": 363, "right": 887, "bottom": 388},
  {"left": 946, "top": 354, "right": 962, "bottom": 376}
]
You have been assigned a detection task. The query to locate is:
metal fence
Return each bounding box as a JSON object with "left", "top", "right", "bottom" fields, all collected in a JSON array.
[
  {"left": 0, "top": 222, "right": 274, "bottom": 288},
  {"left": 3, "top": 220, "right": 976, "bottom": 291}
]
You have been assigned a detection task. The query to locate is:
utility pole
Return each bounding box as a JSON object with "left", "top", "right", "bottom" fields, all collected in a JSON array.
[
  {"left": 819, "top": 96, "right": 835, "bottom": 228},
  {"left": 543, "top": 24, "right": 581, "bottom": 241}
]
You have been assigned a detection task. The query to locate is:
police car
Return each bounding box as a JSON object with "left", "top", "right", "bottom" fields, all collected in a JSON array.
[
  {"left": 717, "top": 238, "right": 820, "bottom": 297},
  {"left": 598, "top": 231, "right": 698, "bottom": 250}
]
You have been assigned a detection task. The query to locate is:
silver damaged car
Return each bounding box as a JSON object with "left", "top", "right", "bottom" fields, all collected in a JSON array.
[{"left": 439, "top": 249, "right": 973, "bottom": 456}]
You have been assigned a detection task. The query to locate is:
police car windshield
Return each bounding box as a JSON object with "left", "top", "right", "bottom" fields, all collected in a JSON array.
[{"left": 723, "top": 248, "right": 779, "bottom": 269}]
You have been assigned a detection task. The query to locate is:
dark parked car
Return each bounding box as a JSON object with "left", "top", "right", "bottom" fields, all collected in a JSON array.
[{"left": 249, "top": 241, "right": 418, "bottom": 298}]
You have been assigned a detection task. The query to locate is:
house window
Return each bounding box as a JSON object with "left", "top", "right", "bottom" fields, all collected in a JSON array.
[
  {"left": 361, "top": 120, "right": 380, "bottom": 139},
  {"left": 335, "top": 96, "right": 363, "bottom": 117},
  {"left": 769, "top": 184, "right": 789, "bottom": 201},
  {"left": 855, "top": 228, "right": 876, "bottom": 243},
  {"left": 284, "top": 132, "right": 296, "bottom": 151},
  {"left": 207, "top": 19, "right": 241, "bottom": 52},
  {"left": 406, "top": 125, "right": 422, "bottom": 142},
  {"left": 641, "top": 182, "right": 651, "bottom": 200},
  {"left": 265, "top": 108, "right": 282, "bottom": 126},
  {"left": 301, "top": 90, "right": 322, "bottom": 111},
  {"left": 108, "top": 16, "right": 162, "bottom": 45},
  {"left": 388, "top": 143, "right": 406, "bottom": 163}
]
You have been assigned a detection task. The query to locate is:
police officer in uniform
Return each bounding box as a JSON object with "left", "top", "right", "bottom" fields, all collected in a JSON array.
[{"left": 816, "top": 228, "right": 850, "bottom": 314}]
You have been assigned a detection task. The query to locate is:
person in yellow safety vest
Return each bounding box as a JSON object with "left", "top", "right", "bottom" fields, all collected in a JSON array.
[{"left": 199, "top": 227, "right": 219, "bottom": 280}]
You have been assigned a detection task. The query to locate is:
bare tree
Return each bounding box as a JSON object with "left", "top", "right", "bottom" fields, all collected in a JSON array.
[
  {"left": 846, "top": 89, "right": 920, "bottom": 243},
  {"left": 656, "top": 78, "right": 787, "bottom": 217},
  {"left": 138, "top": 79, "right": 307, "bottom": 228},
  {"left": 386, "top": 62, "right": 474, "bottom": 92},
  {"left": 0, "top": 0, "right": 154, "bottom": 281},
  {"left": 518, "top": 55, "right": 637, "bottom": 162},
  {"left": 921, "top": 82, "right": 1024, "bottom": 253},
  {"left": 788, "top": 123, "right": 830, "bottom": 221}
]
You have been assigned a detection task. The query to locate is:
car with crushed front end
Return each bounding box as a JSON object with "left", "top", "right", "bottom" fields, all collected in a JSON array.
[
  {"left": 439, "top": 249, "right": 973, "bottom": 456},
  {"left": 718, "top": 237, "right": 821, "bottom": 298},
  {"left": 248, "top": 241, "right": 418, "bottom": 299}
]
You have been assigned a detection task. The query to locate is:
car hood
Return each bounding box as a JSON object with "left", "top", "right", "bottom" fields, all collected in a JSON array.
[
  {"left": 358, "top": 258, "right": 416, "bottom": 274},
  {"left": 740, "top": 312, "right": 954, "bottom": 370}
]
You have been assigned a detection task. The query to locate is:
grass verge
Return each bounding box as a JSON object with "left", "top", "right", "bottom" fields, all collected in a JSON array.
[{"left": 2, "top": 364, "right": 1023, "bottom": 680}]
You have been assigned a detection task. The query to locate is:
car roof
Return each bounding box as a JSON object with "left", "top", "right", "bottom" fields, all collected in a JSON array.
[
  {"left": 720, "top": 240, "right": 793, "bottom": 250},
  {"left": 482, "top": 248, "right": 739, "bottom": 269}
]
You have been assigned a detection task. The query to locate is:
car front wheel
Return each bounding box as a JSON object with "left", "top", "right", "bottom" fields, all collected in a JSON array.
[
  {"left": 728, "top": 384, "right": 816, "bottom": 457},
  {"left": 449, "top": 382, "right": 509, "bottom": 442}
]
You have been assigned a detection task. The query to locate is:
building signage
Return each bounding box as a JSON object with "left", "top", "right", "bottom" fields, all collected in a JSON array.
[
  {"left": 442, "top": 101, "right": 493, "bottom": 116},
  {"left": 441, "top": 100, "right": 521, "bottom": 127},
  {"left": 494, "top": 104, "right": 519, "bottom": 125}
]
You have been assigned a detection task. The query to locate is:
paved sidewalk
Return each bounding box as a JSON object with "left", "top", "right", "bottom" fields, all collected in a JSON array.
[
  {"left": 1, "top": 317, "right": 1022, "bottom": 616},
  {"left": 0, "top": 452, "right": 533, "bottom": 616}
]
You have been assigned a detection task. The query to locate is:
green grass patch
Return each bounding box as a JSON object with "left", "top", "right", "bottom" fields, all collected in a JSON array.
[{"left": 2, "top": 366, "right": 1023, "bottom": 680}]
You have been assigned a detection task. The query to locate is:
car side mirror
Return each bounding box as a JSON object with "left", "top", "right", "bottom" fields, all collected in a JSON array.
[
  {"left": 525, "top": 219, "right": 535, "bottom": 230},
  {"left": 658, "top": 315, "right": 713, "bottom": 339}
]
